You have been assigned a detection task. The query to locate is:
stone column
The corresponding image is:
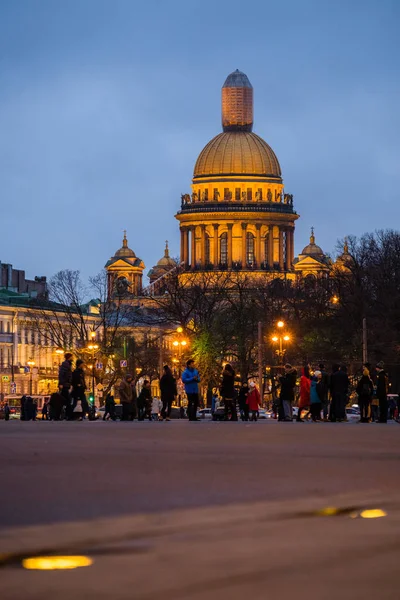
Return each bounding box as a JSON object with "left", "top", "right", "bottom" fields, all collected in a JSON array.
[
  {"left": 191, "top": 226, "right": 196, "bottom": 269},
  {"left": 286, "top": 229, "right": 293, "bottom": 270},
  {"left": 180, "top": 227, "right": 185, "bottom": 264},
  {"left": 241, "top": 223, "right": 247, "bottom": 267},
  {"left": 200, "top": 225, "right": 206, "bottom": 268},
  {"left": 290, "top": 229, "right": 295, "bottom": 266},
  {"left": 227, "top": 224, "right": 233, "bottom": 269},
  {"left": 255, "top": 223, "right": 262, "bottom": 268},
  {"left": 213, "top": 224, "right": 219, "bottom": 268},
  {"left": 279, "top": 228, "right": 284, "bottom": 270},
  {"left": 183, "top": 227, "right": 189, "bottom": 267},
  {"left": 268, "top": 225, "right": 274, "bottom": 268}
]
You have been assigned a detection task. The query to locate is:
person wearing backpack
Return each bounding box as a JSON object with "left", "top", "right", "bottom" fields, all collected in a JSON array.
[{"left": 356, "top": 367, "right": 374, "bottom": 422}]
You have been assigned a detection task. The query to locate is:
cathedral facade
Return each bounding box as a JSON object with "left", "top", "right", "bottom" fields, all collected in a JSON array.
[{"left": 106, "top": 70, "right": 338, "bottom": 296}]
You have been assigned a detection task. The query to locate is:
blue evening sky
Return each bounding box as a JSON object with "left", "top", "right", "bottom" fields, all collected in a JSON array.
[{"left": 0, "top": 0, "right": 399, "bottom": 283}]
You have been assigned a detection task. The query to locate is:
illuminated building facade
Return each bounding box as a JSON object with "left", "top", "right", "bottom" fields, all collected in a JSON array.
[{"left": 175, "top": 69, "right": 298, "bottom": 276}]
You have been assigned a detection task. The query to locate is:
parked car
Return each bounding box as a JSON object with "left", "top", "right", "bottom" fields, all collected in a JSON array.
[
  {"left": 197, "top": 408, "right": 212, "bottom": 420},
  {"left": 345, "top": 407, "right": 360, "bottom": 422}
]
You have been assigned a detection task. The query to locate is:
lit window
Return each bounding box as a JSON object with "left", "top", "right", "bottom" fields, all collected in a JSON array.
[
  {"left": 220, "top": 233, "right": 228, "bottom": 265},
  {"left": 246, "top": 232, "right": 255, "bottom": 265}
]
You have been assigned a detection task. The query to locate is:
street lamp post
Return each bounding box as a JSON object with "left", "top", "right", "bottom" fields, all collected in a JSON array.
[
  {"left": 271, "top": 320, "right": 291, "bottom": 365},
  {"left": 87, "top": 332, "right": 99, "bottom": 414},
  {"left": 172, "top": 327, "right": 188, "bottom": 406},
  {"left": 27, "top": 359, "right": 35, "bottom": 395}
]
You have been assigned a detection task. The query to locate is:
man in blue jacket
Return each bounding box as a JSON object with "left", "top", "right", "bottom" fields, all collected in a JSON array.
[{"left": 182, "top": 359, "right": 200, "bottom": 421}]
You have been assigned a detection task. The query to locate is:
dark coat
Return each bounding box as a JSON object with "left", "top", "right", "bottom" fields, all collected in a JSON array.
[
  {"left": 279, "top": 368, "right": 297, "bottom": 402},
  {"left": 238, "top": 386, "right": 249, "bottom": 410},
  {"left": 356, "top": 375, "right": 374, "bottom": 399},
  {"left": 119, "top": 378, "right": 133, "bottom": 404},
  {"left": 137, "top": 386, "right": 152, "bottom": 408},
  {"left": 72, "top": 367, "right": 86, "bottom": 391},
  {"left": 330, "top": 370, "right": 349, "bottom": 396},
  {"left": 160, "top": 373, "right": 177, "bottom": 401},
  {"left": 58, "top": 360, "right": 72, "bottom": 387},
  {"left": 376, "top": 370, "right": 388, "bottom": 399},
  {"left": 220, "top": 368, "right": 235, "bottom": 399}
]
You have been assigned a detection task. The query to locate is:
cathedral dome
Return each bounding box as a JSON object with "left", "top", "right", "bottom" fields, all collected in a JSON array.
[
  {"left": 193, "top": 131, "right": 281, "bottom": 179},
  {"left": 114, "top": 232, "right": 136, "bottom": 259},
  {"left": 156, "top": 241, "right": 175, "bottom": 267},
  {"left": 301, "top": 228, "right": 324, "bottom": 257}
]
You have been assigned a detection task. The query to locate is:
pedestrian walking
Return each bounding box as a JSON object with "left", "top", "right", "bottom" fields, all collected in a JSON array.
[
  {"left": 220, "top": 364, "right": 237, "bottom": 421},
  {"left": 49, "top": 391, "right": 64, "bottom": 420},
  {"left": 137, "top": 380, "right": 152, "bottom": 421},
  {"left": 160, "top": 365, "right": 177, "bottom": 421},
  {"left": 103, "top": 392, "right": 116, "bottom": 420},
  {"left": 211, "top": 388, "right": 219, "bottom": 417},
  {"left": 32, "top": 399, "right": 38, "bottom": 421},
  {"left": 310, "top": 371, "right": 323, "bottom": 422},
  {"left": 356, "top": 367, "right": 374, "bottom": 422},
  {"left": 238, "top": 382, "right": 249, "bottom": 421},
  {"left": 4, "top": 401, "right": 10, "bottom": 421},
  {"left": 319, "top": 363, "right": 330, "bottom": 421},
  {"left": 297, "top": 366, "right": 311, "bottom": 421},
  {"left": 329, "top": 364, "right": 349, "bottom": 422},
  {"left": 72, "top": 359, "right": 88, "bottom": 418},
  {"left": 24, "top": 396, "right": 34, "bottom": 421},
  {"left": 376, "top": 362, "right": 388, "bottom": 423},
  {"left": 58, "top": 353, "right": 73, "bottom": 420},
  {"left": 119, "top": 374, "right": 134, "bottom": 421},
  {"left": 246, "top": 381, "right": 260, "bottom": 421},
  {"left": 279, "top": 364, "right": 297, "bottom": 421},
  {"left": 182, "top": 359, "right": 200, "bottom": 422},
  {"left": 151, "top": 397, "right": 162, "bottom": 420},
  {"left": 42, "top": 400, "right": 49, "bottom": 420}
]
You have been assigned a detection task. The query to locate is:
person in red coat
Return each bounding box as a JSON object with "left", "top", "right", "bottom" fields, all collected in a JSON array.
[
  {"left": 296, "top": 366, "right": 311, "bottom": 422},
  {"left": 246, "top": 382, "right": 261, "bottom": 421}
]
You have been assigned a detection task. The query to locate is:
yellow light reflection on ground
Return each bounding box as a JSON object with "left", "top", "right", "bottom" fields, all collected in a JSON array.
[
  {"left": 316, "top": 507, "right": 340, "bottom": 516},
  {"left": 22, "top": 555, "right": 93, "bottom": 570},
  {"left": 359, "top": 509, "right": 387, "bottom": 519}
]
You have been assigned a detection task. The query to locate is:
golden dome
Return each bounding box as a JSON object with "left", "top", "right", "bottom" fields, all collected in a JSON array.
[
  {"left": 115, "top": 232, "right": 136, "bottom": 259},
  {"left": 156, "top": 241, "right": 175, "bottom": 267},
  {"left": 193, "top": 131, "right": 281, "bottom": 179}
]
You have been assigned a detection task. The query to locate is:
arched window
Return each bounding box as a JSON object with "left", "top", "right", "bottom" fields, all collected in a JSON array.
[
  {"left": 246, "top": 232, "right": 255, "bottom": 265},
  {"left": 205, "top": 233, "right": 210, "bottom": 265},
  {"left": 220, "top": 232, "right": 228, "bottom": 265}
]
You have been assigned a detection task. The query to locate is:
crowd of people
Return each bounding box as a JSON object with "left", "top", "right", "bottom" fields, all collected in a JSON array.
[{"left": 3, "top": 352, "right": 399, "bottom": 424}]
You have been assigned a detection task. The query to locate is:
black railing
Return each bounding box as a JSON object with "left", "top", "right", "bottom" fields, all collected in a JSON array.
[{"left": 178, "top": 201, "right": 296, "bottom": 215}]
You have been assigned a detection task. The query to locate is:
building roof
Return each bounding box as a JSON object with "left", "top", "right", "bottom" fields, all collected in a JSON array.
[
  {"left": 105, "top": 232, "right": 144, "bottom": 269},
  {"left": 222, "top": 69, "right": 253, "bottom": 89},
  {"left": 300, "top": 227, "right": 325, "bottom": 257},
  {"left": 193, "top": 131, "right": 281, "bottom": 179}
]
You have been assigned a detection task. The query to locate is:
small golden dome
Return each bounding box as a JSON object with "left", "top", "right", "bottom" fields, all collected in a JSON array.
[
  {"left": 193, "top": 131, "right": 281, "bottom": 179},
  {"left": 301, "top": 227, "right": 324, "bottom": 257},
  {"left": 114, "top": 232, "right": 136, "bottom": 258},
  {"left": 156, "top": 241, "right": 175, "bottom": 267}
]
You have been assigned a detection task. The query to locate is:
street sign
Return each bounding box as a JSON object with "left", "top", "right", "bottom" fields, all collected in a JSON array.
[
  {"left": 97, "top": 391, "right": 103, "bottom": 398},
  {"left": 95, "top": 362, "right": 103, "bottom": 370},
  {"left": 10, "top": 382, "right": 17, "bottom": 394},
  {"left": 96, "top": 383, "right": 104, "bottom": 391},
  {"left": 120, "top": 359, "right": 127, "bottom": 368},
  {"left": 2, "top": 375, "right": 10, "bottom": 382}
]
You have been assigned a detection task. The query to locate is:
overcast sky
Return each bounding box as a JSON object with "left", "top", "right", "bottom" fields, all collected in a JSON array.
[{"left": 0, "top": 0, "right": 399, "bottom": 283}]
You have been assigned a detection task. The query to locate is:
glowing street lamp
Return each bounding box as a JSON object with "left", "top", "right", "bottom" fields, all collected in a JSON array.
[
  {"left": 271, "top": 321, "right": 291, "bottom": 364},
  {"left": 27, "top": 359, "right": 35, "bottom": 395}
]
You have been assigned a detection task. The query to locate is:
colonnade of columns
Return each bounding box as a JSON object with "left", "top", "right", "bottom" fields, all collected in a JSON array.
[{"left": 180, "top": 224, "right": 295, "bottom": 271}]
